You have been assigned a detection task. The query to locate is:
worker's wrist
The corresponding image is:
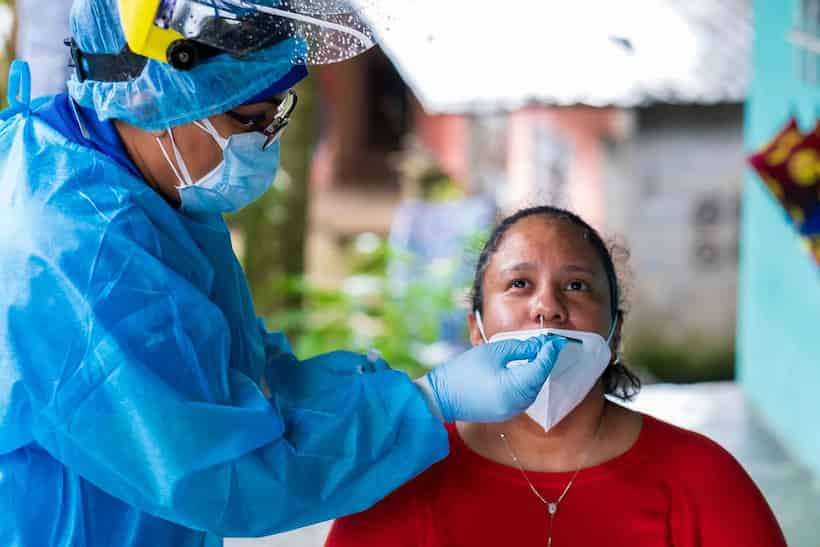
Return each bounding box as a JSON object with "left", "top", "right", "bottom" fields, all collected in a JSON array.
[{"left": 414, "top": 375, "right": 445, "bottom": 422}]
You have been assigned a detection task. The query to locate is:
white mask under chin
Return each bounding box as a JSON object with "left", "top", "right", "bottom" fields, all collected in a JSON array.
[{"left": 474, "top": 310, "right": 617, "bottom": 432}]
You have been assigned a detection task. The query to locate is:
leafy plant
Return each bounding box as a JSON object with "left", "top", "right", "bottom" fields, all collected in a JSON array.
[
  {"left": 625, "top": 332, "right": 735, "bottom": 383},
  {"left": 268, "top": 234, "right": 467, "bottom": 379}
]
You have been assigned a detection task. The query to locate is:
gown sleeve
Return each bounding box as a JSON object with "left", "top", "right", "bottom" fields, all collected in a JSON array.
[
  {"left": 324, "top": 473, "right": 425, "bottom": 547},
  {"left": 9, "top": 169, "right": 448, "bottom": 537}
]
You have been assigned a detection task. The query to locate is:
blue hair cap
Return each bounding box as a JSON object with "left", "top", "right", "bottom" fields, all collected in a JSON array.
[
  {"left": 244, "top": 64, "right": 309, "bottom": 105},
  {"left": 67, "top": 0, "right": 308, "bottom": 130}
]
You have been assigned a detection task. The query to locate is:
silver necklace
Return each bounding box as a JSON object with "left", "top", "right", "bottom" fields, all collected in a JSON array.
[{"left": 498, "top": 407, "right": 605, "bottom": 547}]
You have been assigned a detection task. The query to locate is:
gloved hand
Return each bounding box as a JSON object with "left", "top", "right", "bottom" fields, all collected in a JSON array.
[{"left": 415, "top": 336, "right": 566, "bottom": 423}]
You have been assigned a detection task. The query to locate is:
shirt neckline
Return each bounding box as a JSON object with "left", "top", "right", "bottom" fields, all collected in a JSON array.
[{"left": 447, "top": 412, "right": 657, "bottom": 487}]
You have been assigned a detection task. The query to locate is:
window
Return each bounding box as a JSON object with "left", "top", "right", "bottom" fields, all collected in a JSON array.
[
  {"left": 532, "top": 125, "right": 571, "bottom": 207},
  {"left": 789, "top": 0, "right": 820, "bottom": 83}
]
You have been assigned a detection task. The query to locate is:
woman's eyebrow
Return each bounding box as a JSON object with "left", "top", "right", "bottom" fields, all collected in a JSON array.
[
  {"left": 562, "top": 264, "right": 597, "bottom": 275},
  {"left": 498, "top": 262, "right": 537, "bottom": 275},
  {"left": 498, "top": 262, "right": 599, "bottom": 276}
]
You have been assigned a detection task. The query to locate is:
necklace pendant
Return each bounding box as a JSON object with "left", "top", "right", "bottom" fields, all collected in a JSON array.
[{"left": 547, "top": 502, "right": 558, "bottom": 515}]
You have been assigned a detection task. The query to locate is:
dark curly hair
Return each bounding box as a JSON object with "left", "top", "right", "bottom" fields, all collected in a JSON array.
[{"left": 469, "top": 205, "right": 640, "bottom": 400}]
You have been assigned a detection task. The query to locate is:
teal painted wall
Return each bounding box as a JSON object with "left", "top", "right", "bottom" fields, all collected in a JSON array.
[{"left": 739, "top": 0, "right": 820, "bottom": 474}]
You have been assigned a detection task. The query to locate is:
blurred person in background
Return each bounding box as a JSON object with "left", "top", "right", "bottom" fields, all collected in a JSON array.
[
  {"left": 0, "top": 2, "right": 566, "bottom": 546},
  {"left": 15, "top": 0, "right": 73, "bottom": 95},
  {"left": 326, "top": 205, "right": 786, "bottom": 547}
]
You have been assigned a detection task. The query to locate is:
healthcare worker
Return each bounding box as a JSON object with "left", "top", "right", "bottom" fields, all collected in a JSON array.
[{"left": 0, "top": 1, "right": 564, "bottom": 546}]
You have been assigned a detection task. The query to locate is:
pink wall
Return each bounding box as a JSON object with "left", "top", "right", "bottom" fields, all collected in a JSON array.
[
  {"left": 507, "top": 106, "right": 625, "bottom": 230},
  {"left": 412, "top": 103, "right": 625, "bottom": 231},
  {"left": 314, "top": 55, "right": 625, "bottom": 233},
  {"left": 413, "top": 101, "right": 471, "bottom": 185},
  {"left": 311, "top": 60, "right": 370, "bottom": 189}
]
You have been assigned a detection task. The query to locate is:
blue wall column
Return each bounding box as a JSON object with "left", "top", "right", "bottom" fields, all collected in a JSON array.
[{"left": 739, "top": 0, "right": 820, "bottom": 474}]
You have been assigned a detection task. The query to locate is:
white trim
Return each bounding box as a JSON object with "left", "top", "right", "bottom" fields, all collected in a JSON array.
[
  {"left": 788, "top": 30, "right": 820, "bottom": 54},
  {"left": 474, "top": 310, "right": 489, "bottom": 344},
  {"left": 155, "top": 135, "right": 188, "bottom": 187}
]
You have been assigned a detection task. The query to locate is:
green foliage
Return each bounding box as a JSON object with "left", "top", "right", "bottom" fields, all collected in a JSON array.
[
  {"left": 226, "top": 77, "right": 316, "bottom": 317},
  {"left": 268, "top": 235, "right": 464, "bottom": 379},
  {"left": 625, "top": 333, "right": 735, "bottom": 383},
  {"left": 0, "top": 0, "right": 15, "bottom": 110}
]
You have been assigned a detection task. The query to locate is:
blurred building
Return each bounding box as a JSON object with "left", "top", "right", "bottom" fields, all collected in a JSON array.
[
  {"left": 740, "top": 0, "right": 820, "bottom": 478},
  {"left": 310, "top": 0, "right": 750, "bottom": 347}
]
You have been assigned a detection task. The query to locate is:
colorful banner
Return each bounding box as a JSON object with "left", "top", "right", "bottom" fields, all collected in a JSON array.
[{"left": 747, "top": 118, "right": 820, "bottom": 264}]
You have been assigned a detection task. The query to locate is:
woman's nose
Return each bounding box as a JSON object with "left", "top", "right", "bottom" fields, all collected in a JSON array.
[{"left": 532, "top": 288, "right": 567, "bottom": 327}]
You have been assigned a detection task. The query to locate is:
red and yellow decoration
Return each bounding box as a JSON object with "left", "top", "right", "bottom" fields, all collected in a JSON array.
[{"left": 747, "top": 117, "right": 820, "bottom": 265}]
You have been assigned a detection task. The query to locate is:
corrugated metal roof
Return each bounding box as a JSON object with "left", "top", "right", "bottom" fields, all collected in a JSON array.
[{"left": 363, "top": 0, "right": 750, "bottom": 113}]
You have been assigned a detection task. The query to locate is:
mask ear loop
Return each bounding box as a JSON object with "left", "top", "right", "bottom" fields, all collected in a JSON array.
[
  {"left": 155, "top": 130, "right": 190, "bottom": 187},
  {"left": 157, "top": 119, "right": 228, "bottom": 189},
  {"left": 167, "top": 128, "right": 196, "bottom": 186},
  {"left": 194, "top": 119, "right": 229, "bottom": 150},
  {"left": 605, "top": 312, "right": 620, "bottom": 345},
  {"left": 474, "top": 310, "right": 489, "bottom": 343}
]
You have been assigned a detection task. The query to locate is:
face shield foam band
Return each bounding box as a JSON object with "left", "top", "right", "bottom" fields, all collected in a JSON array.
[{"left": 68, "top": 0, "right": 308, "bottom": 131}]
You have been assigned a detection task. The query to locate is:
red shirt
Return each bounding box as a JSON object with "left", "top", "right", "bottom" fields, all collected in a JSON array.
[{"left": 326, "top": 414, "right": 786, "bottom": 547}]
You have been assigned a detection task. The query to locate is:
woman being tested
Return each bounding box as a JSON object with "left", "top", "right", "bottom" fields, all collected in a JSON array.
[
  {"left": 327, "top": 206, "right": 787, "bottom": 547},
  {"left": 0, "top": 2, "right": 565, "bottom": 546}
]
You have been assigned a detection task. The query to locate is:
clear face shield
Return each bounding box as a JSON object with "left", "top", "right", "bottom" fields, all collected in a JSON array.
[{"left": 143, "top": 0, "right": 378, "bottom": 69}]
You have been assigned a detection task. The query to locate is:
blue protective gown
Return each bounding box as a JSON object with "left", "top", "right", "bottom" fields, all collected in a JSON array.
[{"left": 0, "top": 90, "right": 448, "bottom": 546}]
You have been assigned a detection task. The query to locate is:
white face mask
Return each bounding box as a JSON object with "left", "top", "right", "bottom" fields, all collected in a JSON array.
[{"left": 475, "top": 311, "right": 618, "bottom": 432}]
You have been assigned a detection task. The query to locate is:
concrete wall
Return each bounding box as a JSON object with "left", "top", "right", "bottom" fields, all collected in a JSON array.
[
  {"left": 739, "top": 0, "right": 820, "bottom": 474},
  {"left": 611, "top": 104, "right": 745, "bottom": 341}
]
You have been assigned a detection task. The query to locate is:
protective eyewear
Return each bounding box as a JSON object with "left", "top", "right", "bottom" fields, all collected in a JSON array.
[{"left": 226, "top": 90, "right": 298, "bottom": 150}]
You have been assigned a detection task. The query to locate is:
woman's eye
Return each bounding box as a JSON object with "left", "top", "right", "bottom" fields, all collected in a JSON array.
[
  {"left": 566, "top": 280, "right": 589, "bottom": 291},
  {"left": 510, "top": 279, "right": 530, "bottom": 289}
]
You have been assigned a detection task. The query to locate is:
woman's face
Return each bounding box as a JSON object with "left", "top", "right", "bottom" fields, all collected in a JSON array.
[{"left": 469, "top": 216, "right": 614, "bottom": 344}]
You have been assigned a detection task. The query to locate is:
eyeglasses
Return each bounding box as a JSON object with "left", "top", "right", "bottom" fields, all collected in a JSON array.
[{"left": 226, "top": 90, "right": 298, "bottom": 150}]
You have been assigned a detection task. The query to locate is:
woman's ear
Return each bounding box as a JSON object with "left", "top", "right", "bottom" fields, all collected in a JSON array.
[{"left": 467, "top": 312, "right": 483, "bottom": 346}]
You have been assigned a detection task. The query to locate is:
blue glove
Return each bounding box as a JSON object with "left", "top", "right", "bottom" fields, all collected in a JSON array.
[{"left": 415, "top": 336, "right": 566, "bottom": 423}]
